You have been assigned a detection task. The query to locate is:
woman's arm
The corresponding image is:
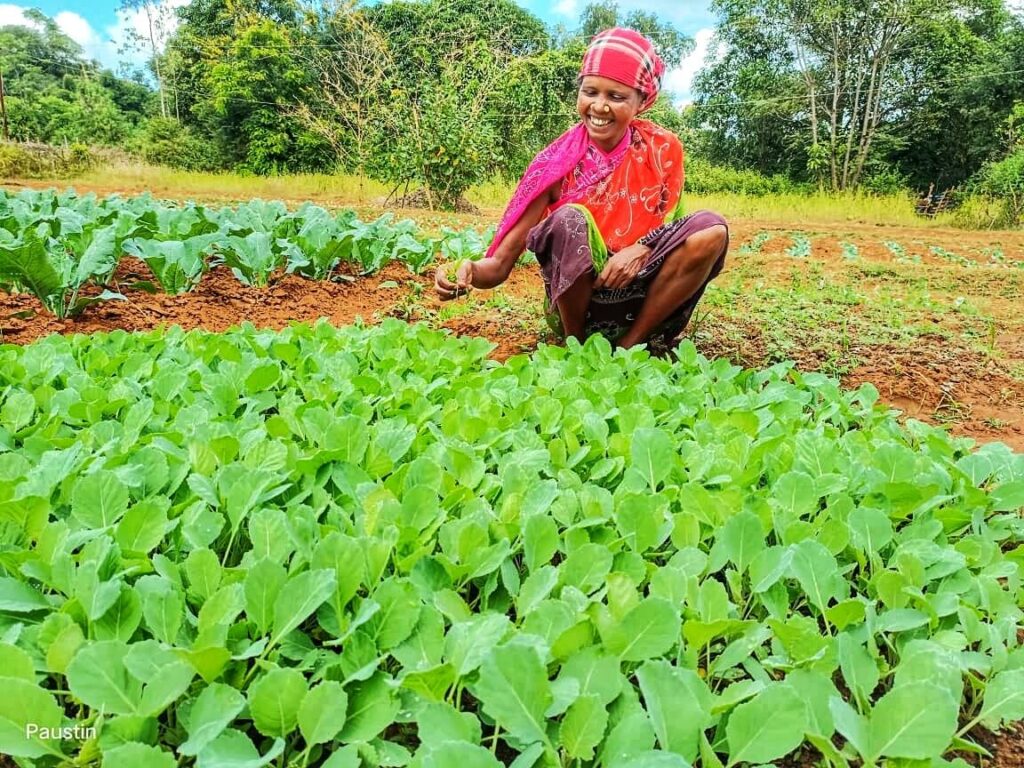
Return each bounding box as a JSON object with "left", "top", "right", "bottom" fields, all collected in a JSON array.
[{"left": 436, "top": 181, "right": 559, "bottom": 299}]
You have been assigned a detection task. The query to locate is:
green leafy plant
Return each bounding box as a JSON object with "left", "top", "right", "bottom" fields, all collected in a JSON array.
[
  {"left": 738, "top": 232, "right": 772, "bottom": 255},
  {"left": 0, "top": 322, "right": 1021, "bottom": 767},
  {"left": 0, "top": 225, "right": 124, "bottom": 317},
  {"left": 218, "top": 231, "right": 285, "bottom": 286},
  {"left": 786, "top": 233, "right": 812, "bottom": 258},
  {"left": 123, "top": 235, "right": 218, "bottom": 294}
]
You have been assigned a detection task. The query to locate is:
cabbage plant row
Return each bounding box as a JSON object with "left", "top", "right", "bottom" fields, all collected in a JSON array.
[
  {"left": 0, "top": 188, "right": 492, "bottom": 316},
  {"left": 0, "top": 321, "right": 1022, "bottom": 767}
]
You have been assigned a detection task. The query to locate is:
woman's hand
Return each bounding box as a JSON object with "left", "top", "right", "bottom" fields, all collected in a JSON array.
[
  {"left": 594, "top": 243, "right": 651, "bottom": 290},
  {"left": 435, "top": 259, "right": 474, "bottom": 301}
]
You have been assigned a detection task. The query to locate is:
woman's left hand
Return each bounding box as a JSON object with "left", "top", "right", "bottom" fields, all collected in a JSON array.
[{"left": 594, "top": 244, "right": 651, "bottom": 290}]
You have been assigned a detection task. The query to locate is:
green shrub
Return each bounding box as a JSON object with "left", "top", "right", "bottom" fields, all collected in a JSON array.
[
  {"left": 138, "top": 117, "right": 223, "bottom": 173},
  {"left": 962, "top": 148, "right": 1024, "bottom": 228},
  {"left": 685, "top": 157, "right": 810, "bottom": 196},
  {"left": 0, "top": 141, "right": 99, "bottom": 178}
]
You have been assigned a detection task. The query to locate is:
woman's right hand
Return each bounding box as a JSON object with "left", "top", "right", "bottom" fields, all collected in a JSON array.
[{"left": 435, "top": 259, "right": 474, "bottom": 301}]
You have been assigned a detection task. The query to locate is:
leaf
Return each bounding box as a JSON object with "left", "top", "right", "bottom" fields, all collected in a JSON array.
[
  {"left": 0, "top": 678, "right": 65, "bottom": 758},
  {"left": 726, "top": 684, "right": 807, "bottom": 766},
  {"left": 615, "top": 493, "right": 667, "bottom": 553},
  {"left": 115, "top": 498, "right": 170, "bottom": 554},
  {"left": 866, "top": 684, "right": 958, "bottom": 761},
  {"left": 417, "top": 742, "right": 503, "bottom": 768},
  {"left": 847, "top": 507, "right": 893, "bottom": 555},
  {"left": 135, "top": 575, "right": 184, "bottom": 645},
  {"left": 474, "top": 642, "right": 552, "bottom": 747},
  {"left": 196, "top": 729, "right": 285, "bottom": 768},
  {"left": 977, "top": 670, "right": 1024, "bottom": 729},
  {"left": 631, "top": 428, "right": 676, "bottom": 490},
  {"left": 67, "top": 641, "right": 143, "bottom": 715},
  {"left": 102, "top": 743, "right": 176, "bottom": 768},
  {"left": 0, "top": 643, "right": 33, "bottom": 681},
  {"left": 838, "top": 632, "right": 879, "bottom": 710},
  {"left": 990, "top": 480, "right": 1024, "bottom": 512},
  {"left": 560, "top": 694, "right": 608, "bottom": 761},
  {"left": 248, "top": 668, "right": 307, "bottom": 738},
  {"left": 369, "top": 578, "right": 421, "bottom": 650},
  {"left": 637, "top": 660, "right": 713, "bottom": 761},
  {"left": 0, "top": 231, "right": 64, "bottom": 312},
  {"left": 717, "top": 511, "right": 765, "bottom": 574},
  {"left": 790, "top": 540, "right": 843, "bottom": 613},
  {"left": 298, "top": 681, "right": 348, "bottom": 746},
  {"left": 338, "top": 673, "right": 399, "bottom": 743},
  {"left": 620, "top": 752, "right": 693, "bottom": 768},
  {"left": 180, "top": 683, "right": 246, "bottom": 756},
  {"left": 271, "top": 569, "right": 337, "bottom": 643},
  {"left": 0, "top": 577, "right": 49, "bottom": 612},
  {"left": 71, "top": 470, "right": 129, "bottom": 528},
  {"left": 244, "top": 559, "right": 286, "bottom": 636},
  {"left": 416, "top": 701, "right": 482, "bottom": 749},
  {"left": 603, "top": 598, "right": 680, "bottom": 662},
  {"left": 558, "top": 647, "right": 623, "bottom": 707}
]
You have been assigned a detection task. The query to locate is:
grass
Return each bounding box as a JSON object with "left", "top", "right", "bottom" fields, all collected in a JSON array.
[
  {"left": 4, "top": 162, "right": 968, "bottom": 229},
  {"left": 684, "top": 190, "right": 956, "bottom": 228}
]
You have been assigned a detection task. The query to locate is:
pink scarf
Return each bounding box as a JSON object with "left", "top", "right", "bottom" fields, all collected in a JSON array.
[{"left": 485, "top": 124, "right": 632, "bottom": 259}]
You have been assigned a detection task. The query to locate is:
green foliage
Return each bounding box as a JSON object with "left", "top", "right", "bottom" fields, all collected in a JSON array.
[
  {"left": 137, "top": 117, "right": 222, "bottom": 172},
  {"left": 368, "top": 50, "right": 502, "bottom": 210},
  {"left": 0, "top": 190, "right": 496, "bottom": 302},
  {"left": 0, "top": 321, "right": 1021, "bottom": 766},
  {"left": 685, "top": 157, "right": 808, "bottom": 196},
  {"left": 966, "top": 147, "right": 1024, "bottom": 227},
  {"left": 0, "top": 142, "right": 98, "bottom": 178},
  {"left": 0, "top": 17, "right": 148, "bottom": 146}
]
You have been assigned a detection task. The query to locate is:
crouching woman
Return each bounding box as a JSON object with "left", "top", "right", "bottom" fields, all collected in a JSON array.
[{"left": 435, "top": 27, "right": 729, "bottom": 349}]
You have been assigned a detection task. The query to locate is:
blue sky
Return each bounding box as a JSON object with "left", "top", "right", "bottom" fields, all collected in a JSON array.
[{"left": 0, "top": 0, "right": 719, "bottom": 100}]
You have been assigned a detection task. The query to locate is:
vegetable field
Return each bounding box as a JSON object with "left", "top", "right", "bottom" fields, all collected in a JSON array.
[{"left": 0, "top": 187, "right": 1023, "bottom": 767}]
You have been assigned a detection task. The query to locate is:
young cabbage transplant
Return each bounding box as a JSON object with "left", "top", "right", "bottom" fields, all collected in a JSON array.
[
  {"left": 0, "top": 319, "right": 1021, "bottom": 767},
  {"left": 436, "top": 27, "right": 729, "bottom": 350}
]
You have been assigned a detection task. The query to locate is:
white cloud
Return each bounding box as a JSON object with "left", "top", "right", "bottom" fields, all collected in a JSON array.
[
  {"left": 0, "top": 3, "right": 37, "bottom": 28},
  {"left": 0, "top": 1, "right": 185, "bottom": 73},
  {"left": 664, "top": 27, "right": 716, "bottom": 105},
  {"left": 54, "top": 10, "right": 101, "bottom": 48},
  {"left": 554, "top": 0, "right": 579, "bottom": 18}
]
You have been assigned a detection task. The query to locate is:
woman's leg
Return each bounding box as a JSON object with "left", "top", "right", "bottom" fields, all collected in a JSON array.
[
  {"left": 556, "top": 271, "right": 595, "bottom": 340},
  {"left": 616, "top": 214, "right": 729, "bottom": 349},
  {"left": 527, "top": 205, "right": 604, "bottom": 342}
]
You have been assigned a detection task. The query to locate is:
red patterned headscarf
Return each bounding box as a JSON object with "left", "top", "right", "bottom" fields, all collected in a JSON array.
[{"left": 579, "top": 27, "right": 665, "bottom": 112}]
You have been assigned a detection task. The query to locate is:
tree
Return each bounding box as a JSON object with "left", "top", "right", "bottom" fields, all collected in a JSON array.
[
  {"left": 117, "top": 0, "right": 176, "bottom": 118},
  {"left": 161, "top": 0, "right": 331, "bottom": 173},
  {"left": 578, "top": 2, "right": 693, "bottom": 68},
  {"left": 0, "top": 15, "right": 147, "bottom": 144},
  {"left": 693, "top": 0, "right": 1021, "bottom": 191}
]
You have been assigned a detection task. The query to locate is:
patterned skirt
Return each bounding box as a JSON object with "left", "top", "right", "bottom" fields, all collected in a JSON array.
[{"left": 526, "top": 207, "right": 729, "bottom": 346}]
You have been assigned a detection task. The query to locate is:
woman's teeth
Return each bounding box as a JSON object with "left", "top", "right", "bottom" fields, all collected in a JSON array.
[{"left": 589, "top": 116, "right": 612, "bottom": 127}]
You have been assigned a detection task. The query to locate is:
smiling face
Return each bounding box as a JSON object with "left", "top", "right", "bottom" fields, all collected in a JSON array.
[{"left": 577, "top": 75, "right": 644, "bottom": 152}]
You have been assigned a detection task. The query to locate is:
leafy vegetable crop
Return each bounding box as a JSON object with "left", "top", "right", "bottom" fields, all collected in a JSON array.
[
  {"left": 0, "top": 322, "right": 1021, "bottom": 767},
  {"left": 786, "top": 234, "right": 812, "bottom": 259},
  {"left": 0, "top": 189, "right": 496, "bottom": 311},
  {"left": 738, "top": 232, "right": 771, "bottom": 255}
]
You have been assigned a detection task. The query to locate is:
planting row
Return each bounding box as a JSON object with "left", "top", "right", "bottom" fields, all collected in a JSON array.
[
  {"left": 0, "top": 188, "right": 493, "bottom": 318},
  {"left": 0, "top": 322, "right": 1021, "bottom": 766},
  {"left": 738, "top": 230, "right": 1021, "bottom": 268}
]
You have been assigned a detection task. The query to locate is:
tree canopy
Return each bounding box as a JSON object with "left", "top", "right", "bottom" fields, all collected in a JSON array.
[{"left": 1, "top": 0, "right": 1022, "bottom": 212}]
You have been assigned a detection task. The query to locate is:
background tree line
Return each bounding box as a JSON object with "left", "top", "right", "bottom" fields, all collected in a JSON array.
[{"left": 1, "top": 0, "right": 1022, "bottom": 222}]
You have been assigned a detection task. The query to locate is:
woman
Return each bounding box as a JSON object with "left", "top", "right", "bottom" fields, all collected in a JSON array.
[{"left": 435, "top": 27, "right": 729, "bottom": 349}]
